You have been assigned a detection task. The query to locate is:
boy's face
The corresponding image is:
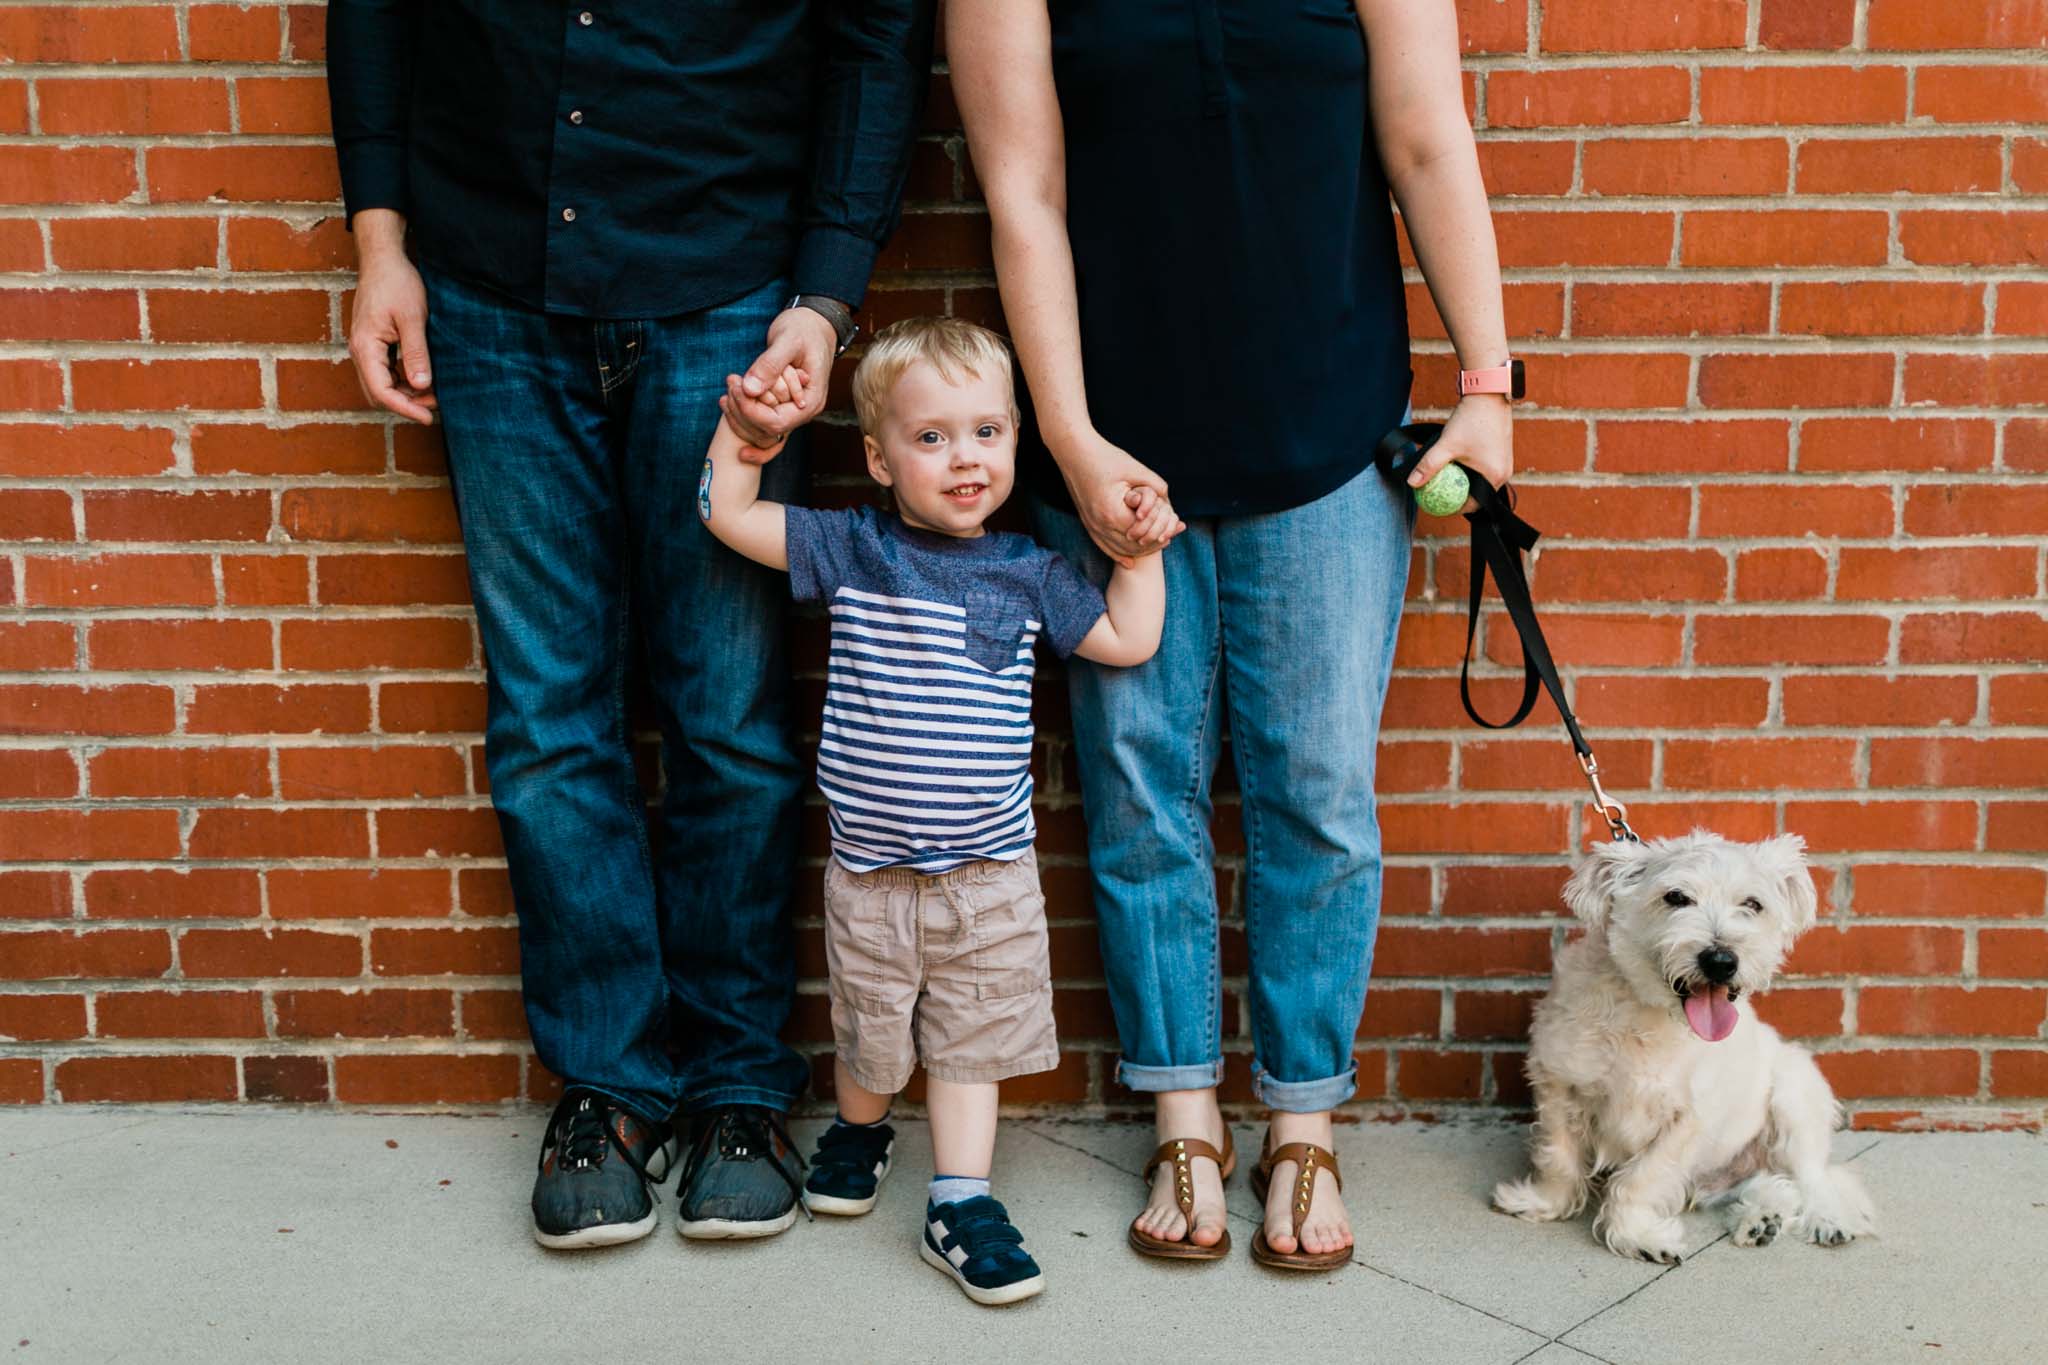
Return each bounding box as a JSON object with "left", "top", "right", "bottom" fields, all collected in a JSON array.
[{"left": 863, "top": 360, "right": 1017, "bottom": 538}]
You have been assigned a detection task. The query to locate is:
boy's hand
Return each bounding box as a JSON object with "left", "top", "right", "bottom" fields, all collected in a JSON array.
[
  {"left": 1124, "top": 486, "right": 1185, "bottom": 552},
  {"left": 724, "top": 305, "right": 838, "bottom": 462},
  {"left": 719, "top": 366, "right": 809, "bottom": 458}
]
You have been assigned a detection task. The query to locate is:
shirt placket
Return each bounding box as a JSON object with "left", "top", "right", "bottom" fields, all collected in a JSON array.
[
  {"left": 545, "top": 7, "right": 602, "bottom": 310},
  {"left": 1189, "top": 0, "right": 1228, "bottom": 118}
]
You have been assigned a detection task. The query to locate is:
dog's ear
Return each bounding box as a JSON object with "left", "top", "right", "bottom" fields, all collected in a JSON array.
[
  {"left": 1757, "top": 833, "right": 1818, "bottom": 933},
  {"left": 1563, "top": 839, "right": 1651, "bottom": 928}
]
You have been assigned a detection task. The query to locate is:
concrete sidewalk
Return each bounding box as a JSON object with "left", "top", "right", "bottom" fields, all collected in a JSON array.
[{"left": 3, "top": 1111, "right": 2041, "bottom": 1363}]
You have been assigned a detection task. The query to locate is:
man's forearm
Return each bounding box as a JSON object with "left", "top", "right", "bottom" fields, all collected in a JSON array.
[
  {"left": 352, "top": 207, "right": 408, "bottom": 261},
  {"left": 327, "top": 0, "right": 415, "bottom": 226}
]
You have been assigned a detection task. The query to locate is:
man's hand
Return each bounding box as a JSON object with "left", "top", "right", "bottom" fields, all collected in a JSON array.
[
  {"left": 723, "top": 304, "right": 838, "bottom": 463},
  {"left": 345, "top": 208, "right": 436, "bottom": 426},
  {"left": 1409, "top": 393, "right": 1513, "bottom": 514},
  {"left": 1057, "top": 430, "right": 1183, "bottom": 568}
]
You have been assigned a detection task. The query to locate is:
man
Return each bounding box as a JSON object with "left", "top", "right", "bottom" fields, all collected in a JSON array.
[{"left": 326, "top": 1, "right": 933, "bottom": 1249}]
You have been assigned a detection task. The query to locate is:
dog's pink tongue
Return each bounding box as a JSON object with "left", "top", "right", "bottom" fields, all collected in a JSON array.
[{"left": 1684, "top": 985, "right": 1739, "bottom": 1043}]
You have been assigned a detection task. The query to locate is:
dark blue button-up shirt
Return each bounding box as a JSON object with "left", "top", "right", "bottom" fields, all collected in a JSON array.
[{"left": 327, "top": 2, "right": 934, "bottom": 319}]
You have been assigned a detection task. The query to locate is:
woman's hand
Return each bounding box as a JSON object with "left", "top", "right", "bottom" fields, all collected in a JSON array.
[
  {"left": 1408, "top": 394, "right": 1513, "bottom": 514},
  {"left": 1056, "top": 430, "right": 1184, "bottom": 567}
]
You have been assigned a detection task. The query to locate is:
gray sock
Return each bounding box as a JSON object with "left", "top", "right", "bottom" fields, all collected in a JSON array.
[{"left": 928, "top": 1175, "right": 990, "bottom": 1208}]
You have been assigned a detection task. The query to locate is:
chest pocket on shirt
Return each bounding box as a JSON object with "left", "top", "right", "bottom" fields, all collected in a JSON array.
[{"left": 964, "top": 590, "right": 1028, "bottom": 672}]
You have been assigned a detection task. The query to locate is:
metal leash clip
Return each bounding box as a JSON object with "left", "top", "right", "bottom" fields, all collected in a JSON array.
[{"left": 1578, "top": 752, "right": 1639, "bottom": 844}]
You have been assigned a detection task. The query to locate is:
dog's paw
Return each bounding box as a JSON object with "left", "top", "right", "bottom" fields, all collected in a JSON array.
[
  {"left": 1600, "top": 1215, "right": 1686, "bottom": 1266},
  {"left": 1491, "top": 1177, "right": 1574, "bottom": 1222},
  {"left": 1803, "top": 1218, "right": 1857, "bottom": 1248},
  {"left": 1733, "top": 1210, "right": 1782, "bottom": 1248}
]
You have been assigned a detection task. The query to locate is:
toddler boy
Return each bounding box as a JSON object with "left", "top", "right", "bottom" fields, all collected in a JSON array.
[{"left": 697, "top": 317, "right": 1172, "bottom": 1304}]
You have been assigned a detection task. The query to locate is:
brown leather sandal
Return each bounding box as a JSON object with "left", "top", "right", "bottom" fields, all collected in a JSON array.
[
  {"left": 1127, "top": 1130, "right": 1237, "bottom": 1261},
  {"left": 1248, "top": 1136, "right": 1352, "bottom": 1271}
]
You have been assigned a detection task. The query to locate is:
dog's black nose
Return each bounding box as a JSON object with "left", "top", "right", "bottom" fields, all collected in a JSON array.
[{"left": 1697, "top": 947, "right": 1739, "bottom": 984}]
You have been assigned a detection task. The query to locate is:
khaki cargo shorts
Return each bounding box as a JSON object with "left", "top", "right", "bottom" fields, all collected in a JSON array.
[{"left": 822, "top": 848, "right": 1058, "bottom": 1094}]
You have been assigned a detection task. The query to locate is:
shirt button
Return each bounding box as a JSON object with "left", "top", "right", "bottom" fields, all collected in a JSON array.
[
  {"left": 561, "top": 207, "right": 577, "bottom": 223},
  {"left": 578, "top": 10, "right": 593, "bottom": 24},
  {"left": 568, "top": 109, "right": 584, "bottom": 125}
]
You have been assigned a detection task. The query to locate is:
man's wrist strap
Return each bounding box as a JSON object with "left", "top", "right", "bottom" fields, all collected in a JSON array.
[{"left": 787, "top": 294, "right": 859, "bottom": 355}]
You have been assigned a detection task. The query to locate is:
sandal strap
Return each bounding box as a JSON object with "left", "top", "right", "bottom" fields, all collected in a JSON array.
[
  {"left": 1261, "top": 1141, "right": 1342, "bottom": 1241},
  {"left": 1140, "top": 1133, "right": 1234, "bottom": 1227}
]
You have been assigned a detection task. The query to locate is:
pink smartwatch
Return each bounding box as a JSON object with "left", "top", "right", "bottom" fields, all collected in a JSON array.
[{"left": 1457, "top": 359, "right": 1525, "bottom": 400}]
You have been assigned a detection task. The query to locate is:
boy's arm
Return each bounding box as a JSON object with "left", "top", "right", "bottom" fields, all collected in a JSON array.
[
  {"left": 697, "top": 417, "right": 788, "bottom": 570},
  {"left": 1072, "top": 554, "right": 1165, "bottom": 667}
]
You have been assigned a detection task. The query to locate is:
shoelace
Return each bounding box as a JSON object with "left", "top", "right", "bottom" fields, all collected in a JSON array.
[
  {"left": 685, "top": 1106, "right": 812, "bottom": 1218},
  {"left": 539, "top": 1090, "right": 659, "bottom": 1183}
]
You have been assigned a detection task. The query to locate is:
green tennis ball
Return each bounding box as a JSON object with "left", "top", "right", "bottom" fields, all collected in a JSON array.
[{"left": 1415, "top": 462, "right": 1470, "bottom": 517}]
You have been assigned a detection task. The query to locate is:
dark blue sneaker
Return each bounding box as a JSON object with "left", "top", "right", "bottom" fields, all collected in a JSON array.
[
  {"left": 675, "top": 1105, "right": 808, "bottom": 1240},
  {"left": 920, "top": 1196, "right": 1045, "bottom": 1305},
  {"left": 805, "top": 1120, "right": 895, "bottom": 1216},
  {"left": 530, "top": 1089, "right": 678, "bottom": 1251}
]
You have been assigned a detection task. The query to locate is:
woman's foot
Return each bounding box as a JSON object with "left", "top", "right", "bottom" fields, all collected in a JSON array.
[
  {"left": 1130, "top": 1089, "right": 1230, "bottom": 1248},
  {"left": 1260, "top": 1111, "right": 1352, "bottom": 1258}
]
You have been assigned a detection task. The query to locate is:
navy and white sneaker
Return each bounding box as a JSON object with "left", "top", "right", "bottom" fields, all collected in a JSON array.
[
  {"left": 920, "top": 1196, "right": 1045, "bottom": 1306},
  {"left": 804, "top": 1120, "right": 895, "bottom": 1216}
]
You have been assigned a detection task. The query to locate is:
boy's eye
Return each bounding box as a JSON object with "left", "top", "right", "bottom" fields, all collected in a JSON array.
[
  {"left": 917, "top": 430, "right": 942, "bottom": 445},
  {"left": 977, "top": 424, "right": 999, "bottom": 440}
]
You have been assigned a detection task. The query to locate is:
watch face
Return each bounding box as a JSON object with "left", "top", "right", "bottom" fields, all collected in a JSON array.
[{"left": 1510, "top": 359, "right": 1526, "bottom": 400}]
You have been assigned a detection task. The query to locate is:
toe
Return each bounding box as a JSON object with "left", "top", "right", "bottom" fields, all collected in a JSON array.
[{"left": 1190, "top": 1213, "right": 1225, "bottom": 1247}]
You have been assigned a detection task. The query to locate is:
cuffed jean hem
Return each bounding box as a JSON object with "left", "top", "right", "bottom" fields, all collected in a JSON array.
[
  {"left": 1251, "top": 1061, "right": 1358, "bottom": 1113},
  {"left": 679, "top": 1084, "right": 798, "bottom": 1116},
  {"left": 568, "top": 1082, "right": 676, "bottom": 1130},
  {"left": 1116, "top": 1058, "right": 1225, "bottom": 1093}
]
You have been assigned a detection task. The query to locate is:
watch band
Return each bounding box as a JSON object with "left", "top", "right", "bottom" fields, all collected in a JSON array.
[
  {"left": 1457, "top": 359, "right": 1525, "bottom": 400},
  {"left": 787, "top": 293, "right": 859, "bottom": 355}
]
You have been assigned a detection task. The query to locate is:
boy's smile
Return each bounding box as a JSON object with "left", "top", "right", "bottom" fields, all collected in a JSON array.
[{"left": 864, "top": 361, "right": 1017, "bottom": 537}]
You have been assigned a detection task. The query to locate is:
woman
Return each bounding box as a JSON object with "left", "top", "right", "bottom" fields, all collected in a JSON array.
[{"left": 952, "top": 1, "right": 1515, "bottom": 1267}]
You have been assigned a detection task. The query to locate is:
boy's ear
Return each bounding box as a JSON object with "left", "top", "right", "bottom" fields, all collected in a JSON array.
[{"left": 863, "top": 434, "right": 892, "bottom": 487}]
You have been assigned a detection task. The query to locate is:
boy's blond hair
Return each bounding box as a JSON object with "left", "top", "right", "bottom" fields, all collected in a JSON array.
[{"left": 850, "top": 316, "right": 1018, "bottom": 437}]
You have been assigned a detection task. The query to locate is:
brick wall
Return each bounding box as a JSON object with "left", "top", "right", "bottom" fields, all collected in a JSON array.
[{"left": 1, "top": 1, "right": 2044, "bottom": 1125}]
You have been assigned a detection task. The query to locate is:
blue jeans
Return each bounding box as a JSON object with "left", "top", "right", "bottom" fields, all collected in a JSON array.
[
  {"left": 1033, "top": 466, "right": 1411, "bottom": 1112},
  {"left": 423, "top": 267, "right": 809, "bottom": 1122}
]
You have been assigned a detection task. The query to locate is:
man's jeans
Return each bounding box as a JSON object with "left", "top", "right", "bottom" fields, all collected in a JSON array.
[
  {"left": 423, "top": 267, "right": 809, "bottom": 1121},
  {"left": 1033, "top": 466, "right": 1411, "bottom": 1112}
]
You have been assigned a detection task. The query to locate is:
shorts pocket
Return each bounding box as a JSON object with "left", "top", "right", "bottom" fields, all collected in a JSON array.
[
  {"left": 972, "top": 870, "right": 1052, "bottom": 1000},
  {"left": 964, "top": 589, "right": 1027, "bottom": 672}
]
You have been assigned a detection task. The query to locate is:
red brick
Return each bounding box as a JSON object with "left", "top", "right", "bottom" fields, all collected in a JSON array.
[
  {"left": 459, "top": 989, "right": 529, "bottom": 1040},
  {"left": 180, "top": 927, "right": 363, "bottom": 979},
  {"left": 1699, "top": 355, "right": 1895, "bottom": 411},
  {"left": 1902, "top": 213, "right": 2048, "bottom": 269},
  {"left": 1663, "top": 738, "right": 1859, "bottom": 791},
  {"left": 50, "top": 217, "right": 219, "bottom": 272},
  {"left": 370, "top": 926, "right": 520, "bottom": 976},
  {"left": 23, "top": 554, "right": 215, "bottom": 609},
  {"left": 379, "top": 682, "right": 487, "bottom": 734},
  {"left": 1987, "top": 803, "right": 2048, "bottom": 853},
  {"left": 1475, "top": 140, "right": 1576, "bottom": 196},
  {"left": 187, "top": 3, "right": 283, "bottom": 61},
  {"left": 0, "top": 360, "right": 64, "bottom": 410},
  {"left": 1867, "top": 1, "right": 2048, "bottom": 50},
  {"left": 1858, "top": 864, "right": 2046, "bottom": 919},
  {"left": 1752, "top": 988, "right": 1844, "bottom": 1038},
  {"left": 0, "top": 6, "right": 181, "bottom": 61},
  {"left": 1458, "top": 0, "right": 1529, "bottom": 53},
  {"left": 243, "top": 1054, "right": 329, "bottom": 1102},
  {"left": 1872, "top": 738, "right": 2048, "bottom": 791},
  {"left": 1800, "top": 418, "right": 1993, "bottom": 473},
  {"left": 0, "top": 424, "right": 176, "bottom": 477},
  {"left": 1700, "top": 66, "right": 1908, "bottom": 125},
  {"left": 1442, "top": 865, "right": 1573, "bottom": 918},
  {"left": 224, "top": 554, "right": 314, "bottom": 608},
  {"left": 191, "top": 422, "right": 386, "bottom": 476},
  {"left": 1815, "top": 1049, "right": 1978, "bottom": 1100},
  {"left": 1, "top": 1059, "right": 47, "bottom": 1102},
  {"left": 1460, "top": 737, "right": 1654, "bottom": 792},
  {"left": 0, "top": 749, "right": 76, "bottom": 800},
  {"left": 186, "top": 683, "right": 371, "bottom": 735},
  {"left": 317, "top": 553, "right": 473, "bottom": 607},
  {"left": 4, "top": 145, "right": 144, "bottom": 208},
  {"left": 1596, "top": 418, "right": 1787, "bottom": 474},
  {"left": 148, "top": 289, "right": 331, "bottom": 344},
  {"left": 0, "top": 620, "right": 77, "bottom": 670},
  {"left": 1706, "top": 483, "right": 1896, "bottom": 540},
  {"left": 96, "top": 989, "right": 266, "bottom": 1038},
  {"left": 1905, "top": 354, "right": 2048, "bottom": 407},
  {"left": 0, "top": 993, "right": 87, "bottom": 1041},
  {"left": 1900, "top": 611, "right": 2048, "bottom": 665},
  {"left": 72, "top": 358, "right": 264, "bottom": 412},
  {"left": 280, "top": 488, "right": 460, "bottom": 544},
  {"left": 1682, "top": 211, "right": 1890, "bottom": 268},
  {"left": 0, "top": 216, "right": 37, "bottom": 268},
  {"left": 38, "top": 77, "right": 231, "bottom": 135},
  {"left": 0, "top": 871, "right": 69, "bottom": 919},
  {"left": 1487, "top": 68, "right": 1689, "bottom": 128},
  {"left": 1582, "top": 139, "right": 1788, "bottom": 196},
  {"left": 84, "top": 490, "right": 272, "bottom": 543},
  {"left": 0, "top": 80, "right": 23, "bottom": 134},
  {"left": 334, "top": 1052, "right": 521, "bottom": 1103},
  {"left": 1408, "top": 282, "right": 1564, "bottom": 341},
  {"left": 56, "top": 1054, "right": 238, "bottom": 1102},
  {"left": 1991, "top": 674, "right": 2048, "bottom": 725},
  {"left": 1732, "top": 547, "right": 1828, "bottom": 602},
  {"left": 1989, "top": 1052, "right": 2048, "bottom": 1098},
  {"left": 1694, "top": 614, "right": 1891, "bottom": 667},
  {"left": 269, "top": 868, "right": 452, "bottom": 919},
  {"left": 375, "top": 808, "right": 502, "bottom": 860},
  {"left": 1357, "top": 987, "right": 1440, "bottom": 1039},
  {"left": 278, "top": 746, "right": 467, "bottom": 800},
  {"left": 1572, "top": 282, "right": 1769, "bottom": 338},
  {"left": 0, "top": 808, "right": 180, "bottom": 861},
  {"left": 1483, "top": 613, "right": 1683, "bottom": 670},
  {"left": 1786, "top": 801, "right": 1978, "bottom": 853},
  {"left": 0, "top": 488, "right": 73, "bottom": 540},
  {"left": 1372, "top": 926, "right": 1553, "bottom": 978},
  {"left": 1760, "top": 0, "right": 1855, "bottom": 49},
  {"left": 1784, "top": 674, "right": 1977, "bottom": 728},
  {"left": 1587, "top": 800, "right": 1777, "bottom": 846},
  {"left": 0, "top": 684, "right": 175, "bottom": 736},
  {"left": 1398, "top": 1049, "right": 1485, "bottom": 1100},
  {"left": 1540, "top": 2, "right": 1746, "bottom": 52},
  {"left": 0, "top": 929, "right": 171, "bottom": 979},
  {"left": 276, "top": 989, "right": 455, "bottom": 1039},
  {"left": 276, "top": 358, "right": 378, "bottom": 412},
  {"left": 1873, "top": 1002, "right": 2033, "bottom": 1053},
  {"left": 188, "top": 808, "right": 370, "bottom": 860},
  {"left": 1916, "top": 65, "right": 2048, "bottom": 123},
  {"left": 279, "top": 618, "right": 473, "bottom": 671},
  {"left": 1982, "top": 929, "right": 2048, "bottom": 978},
  {"left": 86, "top": 619, "right": 272, "bottom": 674},
  {"left": 1450, "top": 990, "right": 1539, "bottom": 1041},
  {"left": 1998, "top": 283, "right": 2048, "bottom": 337},
  {"left": 0, "top": 289, "right": 141, "bottom": 342},
  {"left": 84, "top": 868, "right": 261, "bottom": 920},
  {"left": 1380, "top": 802, "right": 1567, "bottom": 855},
  {"left": 1490, "top": 212, "right": 1673, "bottom": 267},
  {"left": 1838, "top": 546, "right": 2036, "bottom": 602},
  {"left": 89, "top": 745, "right": 270, "bottom": 799},
  {"left": 236, "top": 76, "right": 331, "bottom": 134},
  {"left": 1576, "top": 674, "right": 1770, "bottom": 730},
  {"left": 1534, "top": 548, "right": 1725, "bottom": 602},
  {"left": 146, "top": 145, "right": 340, "bottom": 203},
  {"left": 2017, "top": 138, "right": 2048, "bottom": 193},
  {"left": 226, "top": 216, "right": 353, "bottom": 272},
  {"left": 1780, "top": 283, "right": 1984, "bottom": 339},
  {"left": 1798, "top": 138, "right": 2003, "bottom": 195}
]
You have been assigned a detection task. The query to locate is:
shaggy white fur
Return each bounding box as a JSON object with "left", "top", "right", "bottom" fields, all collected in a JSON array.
[{"left": 1492, "top": 831, "right": 1877, "bottom": 1263}]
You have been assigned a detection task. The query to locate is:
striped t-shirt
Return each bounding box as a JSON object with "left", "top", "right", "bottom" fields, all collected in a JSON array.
[{"left": 786, "top": 505, "right": 1107, "bottom": 874}]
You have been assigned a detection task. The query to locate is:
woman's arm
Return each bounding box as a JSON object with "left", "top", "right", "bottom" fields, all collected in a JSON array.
[
  {"left": 948, "top": 1, "right": 1181, "bottom": 567},
  {"left": 1358, "top": 0, "right": 1513, "bottom": 503}
]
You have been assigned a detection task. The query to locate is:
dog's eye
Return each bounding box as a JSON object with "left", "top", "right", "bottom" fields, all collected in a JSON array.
[
  {"left": 1741, "top": 896, "right": 1763, "bottom": 914},
  {"left": 1662, "top": 890, "right": 1693, "bottom": 908}
]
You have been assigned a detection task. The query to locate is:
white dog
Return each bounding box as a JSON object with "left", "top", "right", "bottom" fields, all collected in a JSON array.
[{"left": 1492, "top": 831, "right": 1875, "bottom": 1263}]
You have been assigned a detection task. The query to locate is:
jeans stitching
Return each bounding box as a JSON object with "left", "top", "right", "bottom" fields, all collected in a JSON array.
[
  {"left": 1182, "top": 543, "right": 1225, "bottom": 1066},
  {"left": 1219, "top": 608, "right": 1268, "bottom": 1077}
]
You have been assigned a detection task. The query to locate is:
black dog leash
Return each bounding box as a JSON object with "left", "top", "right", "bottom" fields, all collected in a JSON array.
[{"left": 1375, "top": 423, "right": 1639, "bottom": 843}]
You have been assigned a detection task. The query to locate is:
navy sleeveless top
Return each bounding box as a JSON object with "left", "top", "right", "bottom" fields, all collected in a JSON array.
[{"left": 1025, "top": 0, "right": 1412, "bottom": 519}]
